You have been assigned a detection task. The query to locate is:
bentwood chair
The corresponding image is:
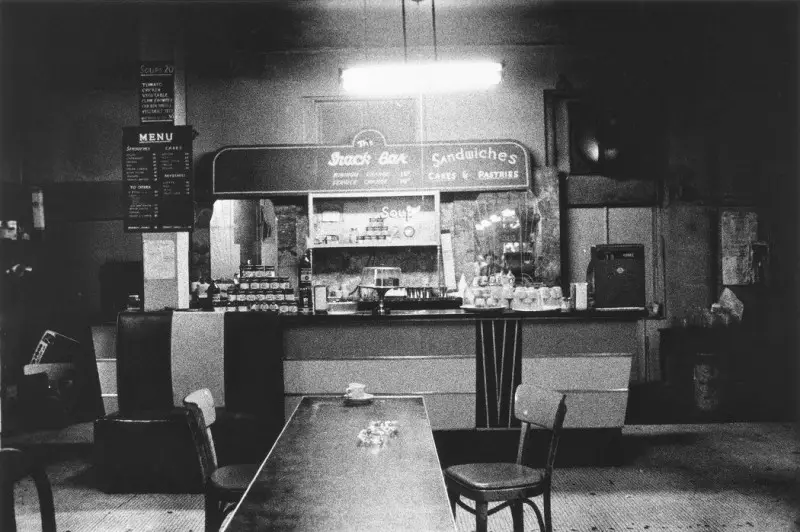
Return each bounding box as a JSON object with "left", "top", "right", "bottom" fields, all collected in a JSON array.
[
  {"left": 444, "top": 385, "right": 567, "bottom": 532},
  {"left": 0, "top": 448, "right": 57, "bottom": 532},
  {"left": 183, "top": 388, "right": 260, "bottom": 532}
]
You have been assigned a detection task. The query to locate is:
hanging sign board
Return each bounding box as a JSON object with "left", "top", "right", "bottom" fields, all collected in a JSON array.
[
  {"left": 139, "top": 61, "right": 175, "bottom": 124},
  {"left": 122, "top": 124, "right": 194, "bottom": 232},
  {"left": 212, "top": 129, "right": 531, "bottom": 196}
]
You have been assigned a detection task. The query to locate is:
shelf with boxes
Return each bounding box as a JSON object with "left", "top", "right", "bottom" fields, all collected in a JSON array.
[{"left": 212, "top": 264, "right": 299, "bottom": 314}]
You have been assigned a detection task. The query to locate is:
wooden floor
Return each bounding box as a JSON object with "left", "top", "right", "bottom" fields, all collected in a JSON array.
[{"left": 5, "top": 421, "right": 798, "bottom": 532}]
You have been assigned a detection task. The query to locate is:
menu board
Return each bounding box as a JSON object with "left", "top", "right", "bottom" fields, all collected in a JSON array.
[
  {"left": 139, "top": 61, "right": 175, "bottom": 124},
  {"left": 123, "top": 125, "right": 194, "bottom": 232},
  {"left": 213, "top": 129, "right": 531, "bottom": 196}
]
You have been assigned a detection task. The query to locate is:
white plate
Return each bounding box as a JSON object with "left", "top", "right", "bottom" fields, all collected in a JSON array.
[
  {"left": 460, "top": 305, "right": 506, "bottom": 313},
  {"left": 344, "top": 393, "right": 374, "bottom": 405}
]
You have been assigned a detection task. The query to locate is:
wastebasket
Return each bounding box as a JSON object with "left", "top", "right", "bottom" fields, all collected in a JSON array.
[{"left": 693, "top": 353, "right": 728, "bottom": 413}]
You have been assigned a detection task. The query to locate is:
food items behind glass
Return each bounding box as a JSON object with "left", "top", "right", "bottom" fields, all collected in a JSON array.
[{"left": 360, "top": 266, "right": 402, "bottom": 288}]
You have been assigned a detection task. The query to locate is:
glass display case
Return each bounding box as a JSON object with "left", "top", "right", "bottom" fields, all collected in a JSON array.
[{"left": 308, "top": 191, "right": 440, "bottom": 249}]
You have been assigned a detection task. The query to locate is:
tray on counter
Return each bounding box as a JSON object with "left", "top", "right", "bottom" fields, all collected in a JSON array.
[{"left": 357, "top": 297, "right": 463, "bottom": 312}]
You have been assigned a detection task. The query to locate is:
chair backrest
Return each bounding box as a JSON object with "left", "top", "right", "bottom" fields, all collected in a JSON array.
[
  {"left": 0, "top": 448, "right": 57, "bottom": 532},
  {"left": 183, "top": 388, "right": 219, "bottom": 470},
  {"left": 513, "top": 384, "right": 568, "bottom": 478},
  {"left": 117, "top": 311, "right": 173, "bottom": 415}
]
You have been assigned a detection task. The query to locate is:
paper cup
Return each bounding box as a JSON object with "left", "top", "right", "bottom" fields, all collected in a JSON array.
[{"left": 346, "top": 382, "right": 366, "bottom": 399}]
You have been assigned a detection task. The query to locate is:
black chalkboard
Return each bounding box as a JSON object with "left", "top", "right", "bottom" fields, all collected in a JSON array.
[
  {"left": 122, "top": 125, "right": 193, "bottom": 232},
  {"left": 212, "top": 130, "right": 531, "bottom": 196},
  {"left": 139, "top": 61, "right": 175, "bottom": 124}
]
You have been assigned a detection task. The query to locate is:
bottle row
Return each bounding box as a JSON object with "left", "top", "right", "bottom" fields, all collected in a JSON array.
[
  {"left": 236, "top": 277, "right": 291, "bottom": 291},
  {"left": 211, "top": 300, "right": 299, "bottom": 314}
]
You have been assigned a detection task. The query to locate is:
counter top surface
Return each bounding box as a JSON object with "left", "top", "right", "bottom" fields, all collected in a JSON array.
[{"left": 280, "top": 307, "right": 647, "bottom": 324}]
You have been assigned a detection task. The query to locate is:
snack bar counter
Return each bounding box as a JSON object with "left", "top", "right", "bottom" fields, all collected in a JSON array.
[
  {"left": 108, "top": 309, "right": 641, "bottom": 433},
  {"left": 281, "top": 310, "right": 640, "bottom": 430}
]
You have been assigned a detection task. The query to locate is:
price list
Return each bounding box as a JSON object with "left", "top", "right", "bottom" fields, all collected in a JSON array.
[
  {"left": 139, "top": 61, "right": 175, "bottom": 124},
  {"left": 123, "top": 125, "right": 193, "bottom": 232}
]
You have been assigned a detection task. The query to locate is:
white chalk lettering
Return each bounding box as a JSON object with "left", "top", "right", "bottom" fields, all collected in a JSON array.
[
  {"left": 138, "top": 132, "right": 173, "bottom": 143},
  {"left": 378, "top": 151, "right": 408, "bottom": 165},
  {"left": 477, "top": 170, "right": 519, "bottom": 180},
  {"left": 430, "top": 147, "right": 519, "bottom": 168},
  {"left": 328, "top": 151, "right": 372, "bottom": 167}
]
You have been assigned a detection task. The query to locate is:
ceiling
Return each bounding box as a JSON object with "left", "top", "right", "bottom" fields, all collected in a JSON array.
[
  {"left": 1, "top": 0, "right": 784, "bottom": 87},
  {"left": 181, "top": 0, "right": 655, "bottom": 54}
]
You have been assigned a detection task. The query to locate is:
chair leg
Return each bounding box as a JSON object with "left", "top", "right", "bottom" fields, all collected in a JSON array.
[
  {"left": 475, "top": 501, "right": 489, "bottom": 532},
  {"left": 510, "top": 500, "right": 524, "bottom": 532},
  {"left": 205, "top": 492, "right": 222, "bottom": 532},
  {"left": 30, "top": 468, "right": 56, "bottom": 532},
  {"left": 2, "top": 483, "right": 17, "bottom": 532},
  {"left": 446, "top": 489, "right": 458, "bottom": 516},
  {"left": 531, "top": 502, "right": 546, "bottom": 532},
  {"left": 543, "top": 487, "right": 552, "bottom": 532}
]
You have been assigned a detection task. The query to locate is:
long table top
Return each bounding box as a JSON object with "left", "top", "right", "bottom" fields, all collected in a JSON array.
[{"left": 223, "top": 395, "right": 457, "bottom": 532}]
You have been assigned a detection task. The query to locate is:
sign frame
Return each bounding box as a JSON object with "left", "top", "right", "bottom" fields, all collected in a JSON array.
[
  {"left": 212, "top": 129, "right": 532, "bottom": 196},
  {"left": 139, "top": 61, "right": 175, "bottom": 124},
  {"left": 122, "top": 124, "right": 194, "bottom": 233}
]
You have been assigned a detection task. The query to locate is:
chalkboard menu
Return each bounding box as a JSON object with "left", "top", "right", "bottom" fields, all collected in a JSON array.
[
  {"left": 139, "top": 61, "right": 175, "bottom": 124},
  {"left": 213, "top": 129, "right": 531, "bottom": 196},
  {"left": 123, "top": 125, "right": 193, "bottom": 232}
]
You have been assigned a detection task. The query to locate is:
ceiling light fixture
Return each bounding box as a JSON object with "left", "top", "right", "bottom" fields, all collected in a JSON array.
[{"left": 341, "top": 0, "right": 503, "bottom": 95}]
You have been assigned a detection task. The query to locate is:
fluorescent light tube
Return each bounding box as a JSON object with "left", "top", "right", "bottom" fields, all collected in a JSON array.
[{"left": 341, "top": 61, "right": 503, "bottom": 95}]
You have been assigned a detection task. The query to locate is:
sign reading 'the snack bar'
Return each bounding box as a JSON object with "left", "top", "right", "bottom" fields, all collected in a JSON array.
[{"left": 213, "top": 129, "right": 531, "bottom": 196}]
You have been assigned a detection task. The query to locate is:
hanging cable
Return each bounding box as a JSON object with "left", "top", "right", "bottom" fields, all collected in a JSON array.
[
  {"left": 363, "top": 0, "right": 369, "bottom": 62},
  {"left": 401, "top": 0, "right": 408, "bottom": 63},
  {"left": 431, "top": 0, "right": 438, "bottom": 61}
]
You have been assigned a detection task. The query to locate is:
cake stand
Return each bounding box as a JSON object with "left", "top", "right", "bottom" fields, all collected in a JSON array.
[
  {"left": 360, "top": 284, "right": 394, "bottom": 315},
  {"left": 360, "top": 267, "right": 402, "bottom": 316}
]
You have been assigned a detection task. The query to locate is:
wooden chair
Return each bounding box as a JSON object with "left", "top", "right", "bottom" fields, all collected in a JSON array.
[
  {"left": 0, "top": 447, "right": 57, "bottom": 532},
  {"left": 443, "top": 385, "right": 567, "bottom": 532},
  {"left": 183, "top": 388, "right": 260, "bottom": 532}
]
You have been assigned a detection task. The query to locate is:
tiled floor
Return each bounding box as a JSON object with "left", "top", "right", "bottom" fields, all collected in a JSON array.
[{"left": 5, "top": 421, "right": 798, "bottom": 531}]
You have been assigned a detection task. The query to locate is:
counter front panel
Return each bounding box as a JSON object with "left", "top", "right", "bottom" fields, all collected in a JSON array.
[
  {"left": 109, "top": 310, "right": 641, "bottom": 431},
  {"left": 283, "top": 319, "right": 476, "bottom": 429}
]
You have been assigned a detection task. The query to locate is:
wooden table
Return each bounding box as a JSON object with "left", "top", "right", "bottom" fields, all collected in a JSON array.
[{"left": 223, "top": 395, "right": 457, "bottom": 532}]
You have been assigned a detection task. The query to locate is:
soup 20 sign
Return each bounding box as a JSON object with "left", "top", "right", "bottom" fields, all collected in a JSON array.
[{"left": 139, "top": 61, "right": 175, "bottom": 124}]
